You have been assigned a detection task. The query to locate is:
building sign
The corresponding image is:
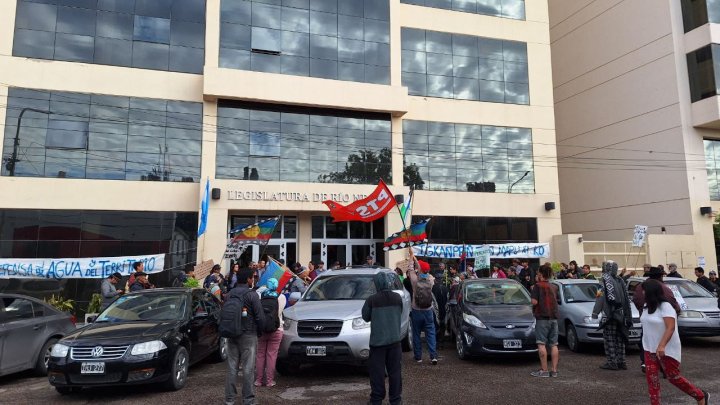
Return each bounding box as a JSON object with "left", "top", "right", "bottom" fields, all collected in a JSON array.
[
  {"left": 0, "top": 254, "right": 165, "bottom": 280},
  {"left": 412, "top": 243, "right": 550, "bottom": 259},
  {"left": 227, "top": 190, "right": 368, "bottom": 203}
]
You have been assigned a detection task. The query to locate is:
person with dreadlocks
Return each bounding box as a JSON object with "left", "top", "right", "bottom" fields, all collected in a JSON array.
[{"left": 592, "top": 261, "right": 633, "bottom": 370}]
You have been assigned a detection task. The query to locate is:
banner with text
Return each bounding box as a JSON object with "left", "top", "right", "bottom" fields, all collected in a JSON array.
[
  {"left": 0, "top": 254, "right": 166, "bottom": 280},
  {"left": 412, "top": 243, "right": 550, "bottom": 260}
]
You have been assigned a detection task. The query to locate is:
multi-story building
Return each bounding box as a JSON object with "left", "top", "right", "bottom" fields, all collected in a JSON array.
[
  {"left": 0, "top": 0, "right": 559, "bottom": 303},
  {"left": 549, "top": 0, "right": 720, "bottom": 271}
]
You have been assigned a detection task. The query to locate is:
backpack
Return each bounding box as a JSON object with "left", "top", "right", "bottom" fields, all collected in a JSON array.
[
  {"left": 414, "top": 276, "right": 434, "bottom": 309},
  {"left": 260, "top": 296, "right": 280, "bottom": 334},
  {"left": 218, "top": 290, "right": 249, "bottom": 338}
]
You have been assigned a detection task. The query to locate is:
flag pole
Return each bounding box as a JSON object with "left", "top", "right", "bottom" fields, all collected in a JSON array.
[{"left": 259, "top": 215, "right": 282, "bottom": 263}]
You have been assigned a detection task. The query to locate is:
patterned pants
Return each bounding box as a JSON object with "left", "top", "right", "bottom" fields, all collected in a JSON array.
[
  {"left": 603, "top": 320, "right": 625, "bottom": 366},
  {"left": 645, "top": 352, "right": 703, "bottom": 405}
]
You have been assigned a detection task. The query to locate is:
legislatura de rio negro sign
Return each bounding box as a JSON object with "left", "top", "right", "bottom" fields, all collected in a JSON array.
[{"left": 227, "top": 190, "right": 367, "bottom": 203}]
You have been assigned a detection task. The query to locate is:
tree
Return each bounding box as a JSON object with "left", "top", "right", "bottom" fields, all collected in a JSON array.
[{"left": 317, "top": 148, "right": 426, "bottom": 189}]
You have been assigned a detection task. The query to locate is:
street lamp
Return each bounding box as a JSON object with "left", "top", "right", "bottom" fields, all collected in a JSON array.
[
  {"left": 5, "top": 107, "right": 52, "bottom": 176},
  {"left": 508, "top": 170, "right": 531, "bottom": 193}
]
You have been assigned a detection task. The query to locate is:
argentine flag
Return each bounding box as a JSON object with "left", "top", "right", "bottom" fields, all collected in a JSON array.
[{"left": 198, "top": 178, "right": 209, "bottom": 237}]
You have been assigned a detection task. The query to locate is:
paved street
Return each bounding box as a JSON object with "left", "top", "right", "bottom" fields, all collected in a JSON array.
[{"left": 1, "top": 337, "right": 718, "bottom": 405}]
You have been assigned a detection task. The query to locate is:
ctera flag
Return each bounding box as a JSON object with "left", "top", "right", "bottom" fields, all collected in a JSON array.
[
  {"left": 258, "top": 257, "right": 294, "bottom": 293},
  {"left": 323, "top": 179, "right": 395, "bottom": 222},
  {"left": 383, "top": 218, "right": 430, "bottom": 251}
]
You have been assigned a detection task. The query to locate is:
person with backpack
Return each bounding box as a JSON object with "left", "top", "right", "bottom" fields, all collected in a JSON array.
[
  {"left": 255, "top": 278, "right": 286, "bottom": 387},
  {"left": 407, "top": 249, "right": 437, "bottom": 365},
  {"left": 220, "top": 268, "right": 264, "bottom": 405}
]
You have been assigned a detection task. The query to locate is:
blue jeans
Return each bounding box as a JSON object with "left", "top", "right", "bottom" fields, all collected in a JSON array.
[{"left": 410, "top": 309, "right": 437, "bottom": 360}]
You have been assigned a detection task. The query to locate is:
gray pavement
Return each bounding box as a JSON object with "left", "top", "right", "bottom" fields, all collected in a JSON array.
[{"left": 1, "top": 336, "right": 718, "bottom": 404}]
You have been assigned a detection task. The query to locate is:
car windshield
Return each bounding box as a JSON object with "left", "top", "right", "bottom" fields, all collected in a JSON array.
[
  {"left": 563, "top": 283, "right": 599, "bottom": 303},
  {"left": 464, "top": 282, "right": 531, "bottom": 305},
  {"left": 665, "top": 280, "right": 715, "bottom": 298},
  {"left": 302, "top": 275, "right": 377, "bottom": 301},
  {"left": 96, "top": 292, "right": 187, "bottom": 322}
]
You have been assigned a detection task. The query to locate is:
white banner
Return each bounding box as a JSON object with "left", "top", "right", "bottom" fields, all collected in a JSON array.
[
  {"left": 0, "top": 254, "right": 165, "bottom": 280},
  {"left": 412, "top": 243, "right": 550, "bottom": 260}
]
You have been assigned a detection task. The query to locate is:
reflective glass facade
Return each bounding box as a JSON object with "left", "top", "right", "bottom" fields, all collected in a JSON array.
[
  {"left": 219, "top": 0, "right": 391, "bottom": 84},
  {"left": 401, "top": 28, "right": 529, "bottom": 104},
  {"left": 401, "top": 0, "right": 525, "bottom": 20},
  {"left": 681, "top": 0, "right": 720, "bottom": 33},
  {"left": 704, "top": 139, "right": 720, "bottom": 200},
  {"left": 0, "top": 209, "right": 198, "bottom": 310},
  {"left": 414, "top": 215, "right": 537, "bottom": 244},
  {"left": 216, "top": 101, "right": 392, "bottom": 184},
  {"left": 2, "top": 88, "right": 203, "bottom": 181},
  {"left": 403, "top": 120, "right": 534, "bottom": 193},
  {"left": 12, "top": 0, "right": 206, "bottom": 74},
  {"left": 687, "top": 44, "right": 720, "bottom": 102}
]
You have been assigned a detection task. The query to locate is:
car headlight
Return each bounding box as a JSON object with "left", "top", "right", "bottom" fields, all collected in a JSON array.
[
  {"left": 679, "top": 310, "right": 704, "bottom": 319},
  {"left": 462, "top": 313, "right": 487, "bottom": 329},
  {"left": 352, "top": 317, "right": 371, "bottom": 330},
  {"left": 130, "top": 340, "right": 167, "bottom": 356},
  {"left": 583, "top": 316, "right": 600, "bottom": 326},
  {"left": 50, "top": 343, "right": 70, "bottom": 358},
  {"left": 283, "top": 318, "right": 295, "bottom": 331}
]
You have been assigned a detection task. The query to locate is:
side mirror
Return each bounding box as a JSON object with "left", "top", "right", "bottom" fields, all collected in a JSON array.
[{"left": 86, "top": 316, "right": 97, "bottom": 323}]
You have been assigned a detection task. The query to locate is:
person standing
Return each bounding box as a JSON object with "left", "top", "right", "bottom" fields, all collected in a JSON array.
[
  {"left": 709, "top": 270, "right": 719, "bottom": 286},
  {"left": 365, "top": 255, "right": 375, "bottom": 267},
  {"left": 579, "top": 265, "right": 596, "bottom": 280},
  {"left": 640, "top": 279, "right": 708, "bottom": 405},
  {"left": 490, "top": 264, "right": 507, "bottom": 279},
  {"left": 407, "top": 250, "right": 437, "bottom": 365},
  {"left": 228, "top": 263, "right": 241, "bottom": 291},
  {"left": 100, "top": 272, "right": 123, "bottom": 310},
  {"left": 224, "top": 268, "right": 265, "bottom": 405},
  {"left": 530, "top": 265, "right": 560, "bottom": 378},
  {"left": 362, "top": 271, "right": 404, "bottom": 405},
  {"left": 695, "top": 267, "right": 718, "bottom": 295},
  {"left": 431, "top": 270, "right": 449, "bottom": 342},
  {"left": 309, "top": 261, "right": 327, "bottom": 281},
  {"left": 666, "top": 263, "right": 683, "bottom": 278},
  {"left": 129, "top": 272, "right": 155, "bottom": 292},
  {"left": 125, "top": 261, "right": 144, "bottom": 292},
  {"left": 592, "top": 261, "right": 632, "bottom": 370},
  {"left": 255, "top": 278, "right": 286, "bottom": 387}
]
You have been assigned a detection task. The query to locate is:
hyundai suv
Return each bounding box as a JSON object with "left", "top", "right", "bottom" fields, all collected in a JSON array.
[{"left": 278, "top": 268, "right": 411, "bottom": 373}]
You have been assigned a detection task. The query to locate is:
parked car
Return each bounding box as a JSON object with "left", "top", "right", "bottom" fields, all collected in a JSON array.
[
  {"left": 47, "top": 288, "right": 226, "bottom": 394},
  {"left": 278, "top": 268, "right": 411, "bottom": 374},
  {"left": 0, "top": 293, "right": 76, "bottom": 377},
  {"left": 551, "top": 279, "right": 642, "bottom": 352},
  {"left": 449, "top": 278, "right": 537, "bottom": 360},
  {"left": 627, "top": 277, "right": 720, "bottom": 337}
]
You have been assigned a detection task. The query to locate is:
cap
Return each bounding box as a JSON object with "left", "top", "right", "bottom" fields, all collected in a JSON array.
[
  {"left": 110, "top": 272, "right": 122, "bottom": 280},
  {"left": 418, "top": 260, "right": 431, "bottom": 274}
]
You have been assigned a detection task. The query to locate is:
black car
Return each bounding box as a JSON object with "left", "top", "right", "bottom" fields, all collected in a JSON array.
[
  {"left": 449, "top": 278, "right": 537, "bottom": 359},
  {"left": 48, "top": 288, "right": 226, "bottom": 394}
]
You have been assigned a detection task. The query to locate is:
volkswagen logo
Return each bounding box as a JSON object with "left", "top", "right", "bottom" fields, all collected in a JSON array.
[
  {"left": 313, "top": 325, "right": 325, "bottom": 332},
  {"left": 91, "top": 346, "right": 104, "bottom": 358},
  {"left": 505, "top": 324, "right": 515, "bottom": 329}
]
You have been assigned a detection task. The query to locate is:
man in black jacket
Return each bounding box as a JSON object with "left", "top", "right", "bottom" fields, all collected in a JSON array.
[
  {"left": 224, "top": 268, "right": 264, "bottom": 405},
  {"left": 695, "top": 267, "right": 718, "bottom": 295},
  {"left": 362, "top": 272, "right": 403, "bottom": 405}
]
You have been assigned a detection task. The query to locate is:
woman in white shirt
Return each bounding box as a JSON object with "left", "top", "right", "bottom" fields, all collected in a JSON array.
[{"left": 640, "top": 279, "right": 708, "bottom": 405}]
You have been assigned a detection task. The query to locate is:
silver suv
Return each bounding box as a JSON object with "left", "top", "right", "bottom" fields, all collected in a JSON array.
[{"left": 278, "top": 268, "right": 412, "bottom": 373}]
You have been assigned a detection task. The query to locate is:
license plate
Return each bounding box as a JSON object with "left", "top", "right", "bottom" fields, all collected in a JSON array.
[
  {"left": 80, "top": 362, "right": 105, "bottom": 374},
  {"left": 629, "top": 329, "right": 642, "bottom": 338},
  {"left": 306, "top": 346, "right": 326, "bottom": 356},
  {"left": 503, "top": 339, "right": 522, "bottom": 349}
]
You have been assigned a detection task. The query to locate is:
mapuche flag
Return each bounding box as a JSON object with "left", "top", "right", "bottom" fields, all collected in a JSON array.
[
  {"left": 322, "top": 180, "right": 395, "bottom": 222},
  {"left": 383, "top": 219, "right": 430, "bottom": 251},
  {"left": 228, "top": 217, "right": 279, "bottom": 247},
  {"left": 258, "top": 257, "right": 294, "bottom": 293}
]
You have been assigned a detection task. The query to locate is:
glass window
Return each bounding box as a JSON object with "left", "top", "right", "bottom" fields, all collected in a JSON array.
[
  {"left": 687, "top": 44, "right": 720, "bottom": 103},
  {"left": 220, "top": 0, "right": 390, "bottom": 84},
  {"left": 402, "top": 0, "right": 525, "bottom": 20},
  {"left": 2, "top": 297, "right": 35, "bottom": 322},
  {"left": 704, "top": 139, "right": 720, "bottom": 201},
  {"left": 681, "top": 0, "right": 720, "bottom": 33},
  {"left": 12, "top": 0, "right": 206, "bottom": 74},
  {"left": 401, "top": 28, "right": 529, "bottom": 105},
  {"left": 217, "top": 101, "right": 392, "bottom": 184}
]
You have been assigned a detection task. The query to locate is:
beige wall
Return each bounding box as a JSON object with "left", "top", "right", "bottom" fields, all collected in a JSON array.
[
  {"left": 0, "top": 0, "right": 561, "bottom": 268},
  {"left": 549, "top": 0, "right": 719, "bottom": 269}
]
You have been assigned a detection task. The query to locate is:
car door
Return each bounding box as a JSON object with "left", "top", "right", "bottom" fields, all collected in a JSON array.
[
  {"left": 189, "top": 291, "right": 212, "bottom": 363},
  {"left": 201, "top": 292, "right": 222, "bottom": 350},
  {"left": 0, "top": 297, "right": 42, "bottom": 373},
  {"left": 552, "top": 282, "right": 566, "bottom": 336}
]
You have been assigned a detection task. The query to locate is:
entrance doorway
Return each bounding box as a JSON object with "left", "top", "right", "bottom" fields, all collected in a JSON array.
[
  {"left": 311, "top": 216, "right": 385, "bottom": 267},
  {"left": 228, "top": 215, "right": 297, "bottom": 266}
]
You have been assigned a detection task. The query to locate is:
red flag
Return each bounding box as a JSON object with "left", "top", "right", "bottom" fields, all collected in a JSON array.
[{"left": 323, "top": 180, "right": 394, "bottom": 222}]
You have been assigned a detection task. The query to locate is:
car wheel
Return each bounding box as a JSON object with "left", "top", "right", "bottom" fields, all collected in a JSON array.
[
  {"left": 566, "top": 324, "right": 583, "bottom": 353},
  {"left": 164, "top": 347, "right": 189, "bottom": 391},
  {"left": 456, "top": 332, "right": 468, "bottom": 361},
  {"left": 213, "top": 337, "right": 228, "bottom": 362},
  {"left": 276, "top": 361, "right": 300, "bottom": 376},
  {"left": 401, "top": 322, "right": 413, "bottom": 352},
  {"left": 55, "top": 387, "right": 80, "bottom": 395},
  {"left": 35, "top": 338, "right": 58, "bottom": 376}
]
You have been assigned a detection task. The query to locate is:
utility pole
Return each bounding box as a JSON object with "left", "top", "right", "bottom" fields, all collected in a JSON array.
[{"left": 6, "top": 107, "right": 52, "bottom": 176}]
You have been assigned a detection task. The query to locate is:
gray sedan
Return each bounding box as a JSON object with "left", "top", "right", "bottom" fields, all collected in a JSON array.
[
  {"left": 552, "top": 279, "right": 641, "bottom": 352},
  {"left": 0, "top": 293, "right": 76, "bottom": 377}
]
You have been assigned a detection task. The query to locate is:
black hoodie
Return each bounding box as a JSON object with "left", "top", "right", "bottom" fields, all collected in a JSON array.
[{"left": 362, "top": 272, "right": 403, "bottom": 347}]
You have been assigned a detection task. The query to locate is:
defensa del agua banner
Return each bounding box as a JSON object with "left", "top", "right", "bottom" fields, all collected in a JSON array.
[{"left": 0, "top": 254, "right": 165, "bottom": 280}]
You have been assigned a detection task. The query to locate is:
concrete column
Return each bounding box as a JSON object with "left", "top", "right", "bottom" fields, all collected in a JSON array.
[
  {"left": 389, "top": 0, "right": 401, "bottom": 87},
  {"left": 297, "top": 212, "right": 313, "bottom": 265},
  {"left": 205, "top": 0, "right": 220, "bottom": 69},
  {"left": 391, "top": 115, "right": 404, "bottom": 186}
]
